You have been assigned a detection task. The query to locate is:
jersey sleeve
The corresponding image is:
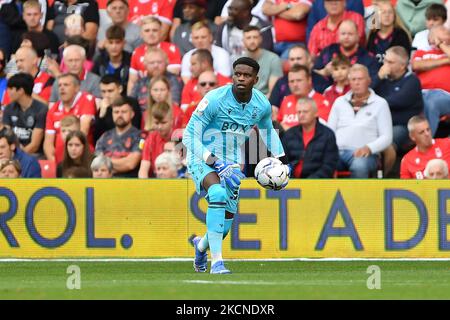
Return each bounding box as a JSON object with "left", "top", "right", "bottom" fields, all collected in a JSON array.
[
  {"left": 35, "top": 106, "right": 48, "bottom": 129},
  {"left": 82, "top": 1, "right": 100, "bottom": 24},
  {"left": 182, "top": 94, "right": 218, "bottom": 162},
  {"left": 45, "top": 108, "right": 56, "bottom": 134},
  {"left": 142, "top": 134, "right": 153, "bottom": 161},
  {"left": 80, "top": 94, "right": 97, "bottom": 117},
  {"left": 257, "top": 100, "right": 285, "bottom": 158}
]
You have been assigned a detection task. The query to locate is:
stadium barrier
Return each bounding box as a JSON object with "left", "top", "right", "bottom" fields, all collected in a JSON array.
[{"left": 0, "top": 179, "right": 449, "bottom": 258}]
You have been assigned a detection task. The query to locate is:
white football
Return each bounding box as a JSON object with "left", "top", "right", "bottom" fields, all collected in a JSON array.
[{"left": 254, "top": 157, "right": 289, "bottom": 190}]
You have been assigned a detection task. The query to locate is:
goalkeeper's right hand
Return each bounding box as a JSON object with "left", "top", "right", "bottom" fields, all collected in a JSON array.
[{"left": 213, "top": 159, "right": 245, "bottom": 190}]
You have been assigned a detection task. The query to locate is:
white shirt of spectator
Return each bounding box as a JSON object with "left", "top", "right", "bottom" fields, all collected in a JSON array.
[{"left": 181, "top": 45, "right": 232, "bottom": 79}]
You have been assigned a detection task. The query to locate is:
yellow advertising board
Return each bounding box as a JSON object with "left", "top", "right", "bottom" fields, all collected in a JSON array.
[{"left": 0, "top": 179, "right": 449, "bottom": 258}]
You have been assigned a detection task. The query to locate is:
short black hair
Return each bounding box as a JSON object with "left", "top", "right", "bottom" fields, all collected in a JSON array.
[
  {"left": 233, "top": 57, "right": 260, "bottom": 74},
  {"left": 7, "top": 73, "right": 34, "bottom": 96},
  {"left": 100, "top": 74, "right": 122, "bottom": 86}
]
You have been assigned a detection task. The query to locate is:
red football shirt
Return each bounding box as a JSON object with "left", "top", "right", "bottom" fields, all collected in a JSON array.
[
  {"left": 412, "top": 48, "right": 450, "bottom": 92},
  {"left": 294, "top": 126, "right": 316, "bottom": 178},
  {"left": 308, "top": 11, "right": 365, "bottom": 57},
  {"left": 277, "top": 91, "right": 331, "bottom": 129},
  {"left": 141, "top": 128, "right": 179, "bottom": 176},
  {"left": 273, "top": 0, "right": 312, "bottom": 42},
  {"left": 323, "top": 84, "right": 351, "bottom": 107},
  {"left": 2, "top": 71, "right": 53, "bottom": 105},
  {"left": 45, "top": 92, "right": 96, "bottom": 163},
  {"left": 128, "top": 0, "right": 176, "bottom": 25},
  {"left": 130, "top": 42, "right": 181, "bottom": 77},
  {"left": 400, "top": 138, "right": 450, "bottom": 179},
  {"left": 180, "top": 74, "right": 232, "bottom": 110}
]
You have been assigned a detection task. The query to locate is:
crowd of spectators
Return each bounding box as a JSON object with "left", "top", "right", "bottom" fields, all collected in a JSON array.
[{"left": 0, "top": 0, "right": 448, "bottom": 179}]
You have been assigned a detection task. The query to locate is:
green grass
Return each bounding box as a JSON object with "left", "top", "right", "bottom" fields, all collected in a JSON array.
[{"left": 1, "top": 261, "right": 450, "bottom": 299}]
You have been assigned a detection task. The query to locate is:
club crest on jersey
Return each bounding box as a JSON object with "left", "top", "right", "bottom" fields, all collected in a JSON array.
[{"left": 252, "top": 106, "right": 258, "bottom": 119}]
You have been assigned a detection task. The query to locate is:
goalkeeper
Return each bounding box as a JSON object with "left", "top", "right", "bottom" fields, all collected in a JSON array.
[{"left": 182, "top": 57, "right": 287, "bottom": 274}]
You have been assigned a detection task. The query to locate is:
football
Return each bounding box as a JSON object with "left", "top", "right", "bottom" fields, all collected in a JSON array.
[{"left": 254, "top": 157, "right": 289, "bottom": 190}]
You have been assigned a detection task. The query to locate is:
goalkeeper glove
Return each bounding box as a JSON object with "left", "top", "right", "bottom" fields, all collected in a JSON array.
[{"left": 213, "top": 159, "right": 245, "bottom": 190}]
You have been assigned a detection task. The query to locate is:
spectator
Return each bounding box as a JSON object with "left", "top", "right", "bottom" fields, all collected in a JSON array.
[
  {"left": 366, "top": 0, "right": 412, "bottom": 64},
  {"left": 411, "top": 25, "right": 450, "bottom": 136},
  {"left": 180, "top": 21, "right": 231, "bottom": 83},
  {"left": 44, "top": 73, "right": 96, "bottom": 163},
  {"left": 306, "top": 0, "right": 364, "bottom": 42},
  {"left": 127, "top": 0, "right": 176, "bottom": 41},
  {"left": 313, "top": 20, "right": 380, "bottom": 93},
  {"left": 424, "top": 158, "right": 449, "bottom": 178},
  {"left": 180, "top": 49, "right": 231, "bottom": 112},
  {"left": 130, "top": 48, "right": 183, "bottom": 110},
  {"left": 57, "top": 130, "right": 93, "bottom": 177},
  {"left": 373, "top": 46, "right": 423, "bottom": 176},
  {"left": 0, "top": 128, "right": 41, "bottom": 177},
  {"left": 322, "top": 53, "right": 351, "bottom": 107},
  {"left": 95, "top": 75, "right": 141, "bottom": 142},
  {"left": 127, "top": 16, "right": 182, "bottom": 94},
  {"left": 215, "top": 0, "right": 273, "bottom": 64},
  {"left": 3, "top": 47, "right": 54, "bottom": 105},
  {"left": 138, "top": 101, "right": 178, "bottom": 178},
  {"left": 6, "top": 31, "right": 52, "bottom": 77},
  {"left": 262, "top": 0, "right": 312, "bottom": 58},
  {"left": 95, "top": 96, "right": 142, "bottom": 177},
  {"left": 172, "top": 0, "right": 218, "bottom": 56},
  {"left": 12, "top": 0, "right": 59, "bottom": 56},
  {"left": 51, "top": 0, "right": 99, "bottom": 45},
  {"left": 0, "top": 159, "right": 21, "bottom": 178},
  {"left": 400, "top": 115, "right": 450, "bottom": 179},
  {"left": 269, "top": 45, "right": 316, "bottom": 112},
  {"left": 90, "top": 153, "right": 114, "bottom": 178},
  {"left": 154, "top": 151, "right": 180, "bottom": 178},
  {"left": 96, "top": 0, "right": 142, "bottom": 53},
  {"left": 56, "top": 34, "right": 95, "bottom": 73},
  {"left": 396, "top": 0, "right": 442, "bottom": 37},
  {"left": 49, "top": 45, "right": 101, "bottom": 102},
  {"left": 3, "top": 73, "right": 47, "bottom": 156},
  {"left": 328, "top": 64, "right": 393, "bottom": 178},
  {"left": 308, "top": 0, "right": 365, "bottom": 57},
  {"left": 142, "top": 75, "right": 183, "bottom": 132},
  {"left": 92, "top": 25, "right": 131, "bottom": 91},
  {"left": 182, "top": 70, "right": 219, "bottom": 127},
  {"left": 277, "top": 65, "right": 330, "bottom": 130},
  {"left": 412, "top": 3, "right": 447, "bottom": 51},
  {"left": 282, "top": 97, "right": 339, "bottom": 178},
  {"left": 242, "top": 25, "right": 283, "bottom": 97}
]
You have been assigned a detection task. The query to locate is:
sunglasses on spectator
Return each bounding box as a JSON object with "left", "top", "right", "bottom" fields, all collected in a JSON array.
[{"left": 199, "top": 82, "right": 216, "bottom": 87}]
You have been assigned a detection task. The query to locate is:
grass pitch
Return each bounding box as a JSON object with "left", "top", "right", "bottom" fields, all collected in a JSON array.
[{"left": 1, "top": 260, "right": 450, "bottom": 299}]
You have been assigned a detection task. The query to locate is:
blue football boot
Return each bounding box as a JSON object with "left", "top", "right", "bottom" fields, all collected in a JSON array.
[{"left": 192, "top": 236, "right": 208, "bottom": 273}]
